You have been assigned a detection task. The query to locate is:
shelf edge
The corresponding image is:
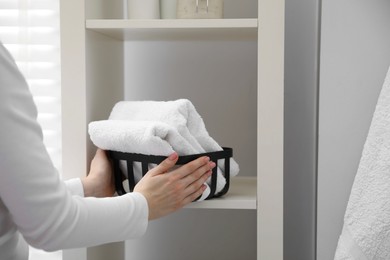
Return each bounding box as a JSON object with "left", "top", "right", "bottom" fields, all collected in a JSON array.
[
  {"left": 86, "top": 18, "right": 258, "bottom": 29},
  {"left": 184, "top": 176, "right": 257, "bottom": 210}
]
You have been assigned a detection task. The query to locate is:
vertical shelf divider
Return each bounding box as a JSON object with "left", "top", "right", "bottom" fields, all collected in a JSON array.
[{"left": 257, "top": 0, "right": 285, "bottom": 259}]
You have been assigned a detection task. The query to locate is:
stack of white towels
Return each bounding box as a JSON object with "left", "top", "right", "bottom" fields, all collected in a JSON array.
[
  {"left": 334, "top": 67, "right": 390, "bottom": 260},
  {"left": 89, "top": 99, "right": 239, "bottom": 200}
]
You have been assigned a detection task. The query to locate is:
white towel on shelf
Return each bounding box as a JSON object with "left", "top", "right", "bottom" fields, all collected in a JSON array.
[
  {"left": 89, "top": 120, "right": 197, "bottom": 156},
  {"left": 109, "top": 99, "right": 240, "bottom": 177},
  {"left": 334, "top": 66, "right": 390, "bottom": 260}
]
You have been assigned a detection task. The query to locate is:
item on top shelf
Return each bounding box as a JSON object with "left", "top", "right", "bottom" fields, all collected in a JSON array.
[
  {"left": 160, "top": 0, "right": 177, "bottom": 19},
  {"left": 177, "top": 0, "right": 224, "bottom": 19},
  {"left": 127, "top": 0, "right": 160, "bottom": 19}
]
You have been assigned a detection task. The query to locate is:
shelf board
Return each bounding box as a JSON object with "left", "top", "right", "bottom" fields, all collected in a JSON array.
[
  {"left": 185, "top": 176, "right": 257, "bottom": 210},
  {"left": 86, "top": 18, "right": 258, "bottom": 41}
]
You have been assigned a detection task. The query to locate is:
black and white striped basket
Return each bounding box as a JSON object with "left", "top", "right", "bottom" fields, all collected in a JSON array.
[{"left": 109, "top": 147, "right": 233, "bottom": 200}]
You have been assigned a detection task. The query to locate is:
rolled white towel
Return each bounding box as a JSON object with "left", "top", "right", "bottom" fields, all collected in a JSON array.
[
  {"left": 109, "top": 99, "right": 240, "bottom": 177},
  {"left": 89, "top": 120, "right": 194, "bottom": 156}
]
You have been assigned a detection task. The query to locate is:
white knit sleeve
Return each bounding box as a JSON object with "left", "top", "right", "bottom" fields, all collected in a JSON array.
[
  {"left": 65, "top": 178, "right": 85, "bottom": 197},
  {"left": 0, "top": 43, "right": 149, "bottom": 251}
]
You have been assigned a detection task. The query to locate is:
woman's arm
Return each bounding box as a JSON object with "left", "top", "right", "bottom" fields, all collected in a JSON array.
[{"left": 0, "top": 43, "right": 213, "bottom": 251}]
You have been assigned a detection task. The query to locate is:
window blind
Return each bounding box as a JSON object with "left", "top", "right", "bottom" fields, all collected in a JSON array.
[
  {"left": 0, "top": 0, "right": 62, "bottom": 172},
  {"left": 0, "top": 0, "right": 62, "bottom": 259}
]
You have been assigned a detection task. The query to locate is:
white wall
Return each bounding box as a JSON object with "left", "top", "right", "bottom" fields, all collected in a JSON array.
[
  {"left": 122, "top": 38, "right": 258, "bottom": 260},
  {"left": 317, "top": 1, "right": 390, "bottom": 259}
]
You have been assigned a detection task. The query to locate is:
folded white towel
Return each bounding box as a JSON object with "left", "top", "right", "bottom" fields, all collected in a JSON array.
[
  {"left": 89, "top": 120, "right": 197, "bottom": 156},
  {"left": 109, "top": 99, "right": 240, "bottom": 177},
  {"left": 334, "top": 66, "right": 390, "bottom": 260}
]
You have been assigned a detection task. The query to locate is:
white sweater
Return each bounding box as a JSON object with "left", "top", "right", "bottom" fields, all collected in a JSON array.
[{"left": 0, "top": 43, "right": 149, "bottom": 259}]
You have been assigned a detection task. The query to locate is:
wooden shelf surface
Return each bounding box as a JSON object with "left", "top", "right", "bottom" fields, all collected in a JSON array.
[{"left": 86, "top": 18, "right": 258, "bottom": 41}]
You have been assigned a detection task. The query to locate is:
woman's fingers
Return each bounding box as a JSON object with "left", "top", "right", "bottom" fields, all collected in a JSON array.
[
  {"left": 170, "top": 156, "right": 212, "bottom": 179},
  {"left": 182, "top": 184, "right": 208, "bottom": 205},
  {"left": 182, "top": 167, "right": 213, "bottom": 198},
  {"left": 83, "top": 148, "right": 115, "bottom": 197},
  {"left": 183, "top": 160, "right": 216, "bottom": 185},
  {"left": 166, "top": 156, "right": 216, "bottom": 198},
  {"left": 147, "top": 152, "right": 179, "bottom": 177}
]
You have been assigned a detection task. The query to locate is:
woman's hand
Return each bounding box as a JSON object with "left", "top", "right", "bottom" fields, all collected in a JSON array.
[
  {"left": 82, "top": 149, "right": 115, "bottom": 198},
  {"left": 134, "top": 152, "right": 215, "bottom": 220}
]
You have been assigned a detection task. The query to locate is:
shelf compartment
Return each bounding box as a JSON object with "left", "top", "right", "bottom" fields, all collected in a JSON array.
[
  {"left": 86, "top": 18, "right": 258, "bottom": 41},
  {"left": 185, "top": 176, "right": 257, "bottom": 210}
]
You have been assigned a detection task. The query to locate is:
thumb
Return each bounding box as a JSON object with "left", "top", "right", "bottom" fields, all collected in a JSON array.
[{"left": 148, "top": 152, "right": 179, "bottom": 176}]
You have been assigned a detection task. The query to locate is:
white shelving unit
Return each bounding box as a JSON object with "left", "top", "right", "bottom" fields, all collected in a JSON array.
[{"left": 60, "top": 1, "right": 284, "bottom": 259}]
